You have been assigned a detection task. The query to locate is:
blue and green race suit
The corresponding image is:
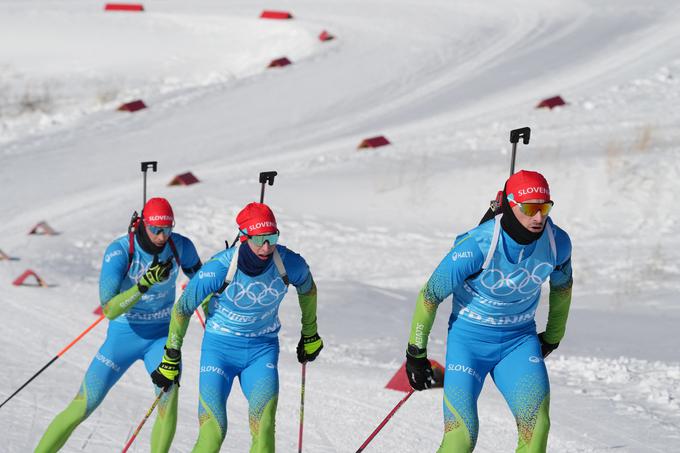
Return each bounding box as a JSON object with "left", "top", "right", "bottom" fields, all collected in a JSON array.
[
  {"left": 408, "top": 216, "right": 573, "bottom": 453},
  {"left": 165, "top": 244, "right": 318, "bottom": 453},
  {"left": 35, "top": 232, "right": 200, "bottom": 453}
]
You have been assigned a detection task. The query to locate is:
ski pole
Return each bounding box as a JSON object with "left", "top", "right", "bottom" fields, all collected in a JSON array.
[
  {"left": 121, "top": 392, "right": 163, "bottom": 453},
  {"left": 140, "top": 161, "right": 158, "bottom": 207},
  {"left": 355, "top": 389, "right": 415, "bottom": 452},
  {"left": 509, "top": 127, "right": 531, "bottom": 176},
  {"left": 298, "top": 362, "right": 307, "bottom": 453},
  {"left": 0, "top": 313, "right": 106, "bottom": 410}
]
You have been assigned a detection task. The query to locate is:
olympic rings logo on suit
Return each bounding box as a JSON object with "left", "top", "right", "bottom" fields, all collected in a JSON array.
[
  {"left": 480, "top": 262, "right": 553, "bottom": 296},
  {"left": 226, "top": 277, "right": 288, "bottom": 309}
]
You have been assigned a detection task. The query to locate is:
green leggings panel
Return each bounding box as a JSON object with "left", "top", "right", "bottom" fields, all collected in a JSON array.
[
  {"left": 192, "top": 396, "right": 278, "bottom": 453},
  {"left": 34, "top": 396, "right": 87, "bottom": 453},
  {"left": 150, "top": 386, "right": 179, "bottom": 453},
  {"left": 34, "top": 386, "right": 179, "bottom": 453},
  {"left": 438, "top": 395, "right": 550, "bottom": 453}
]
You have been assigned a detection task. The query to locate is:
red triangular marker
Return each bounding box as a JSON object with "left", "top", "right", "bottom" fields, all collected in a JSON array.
[
  {"left": 29, "top": 221, "right": 57, "bottom": 235},
  {"left": 168, "top": 172, "right": 200, "bottom": 186},
  {"left": 12, "top": 269, "right": 49, "bottom": 287},
  {"left": 358, "top": 136, "right": 391, "bottom": 149}
]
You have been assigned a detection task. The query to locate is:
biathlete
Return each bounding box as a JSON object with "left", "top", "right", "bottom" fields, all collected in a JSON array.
[
  {"left": 151, "top": 202, "right": 323, "bottom": 453},
  {"left": 35, "top": 197, "right": 201, "bottom": 453},
  {"left": 405, "top": 170, "right": 573, "bottom": 452}
]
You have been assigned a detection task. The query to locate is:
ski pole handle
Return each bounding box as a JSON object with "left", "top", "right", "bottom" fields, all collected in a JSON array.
[{"left": 355, "top": 389, "right": 415, "bottom": 452}]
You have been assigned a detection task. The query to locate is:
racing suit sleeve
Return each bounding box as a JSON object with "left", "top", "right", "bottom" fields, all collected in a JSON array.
[
  {"left": 177, "top": 235, "right": 202, "bottom": 278},
  {"left": 297, "top": 275, "right": 318, "bottom": 336},
  {"left": 283, "top": 249, "right": 318, "bottom": 336},
  {"left": 165, "top": 256, "right": 227, "bottom": 350},
  {"left": 407, "top": 234, "right": 484, "bottom": 355},
  {"left": 545, "top": 257, "right": 573, "bottom": 344},
  {"left": 99, "top": 241, "right": 144, "bottom": 320}
]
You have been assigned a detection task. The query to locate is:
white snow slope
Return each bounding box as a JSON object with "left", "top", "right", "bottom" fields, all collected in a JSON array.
[{"left": 1, "top": 0, "right": 679, "bottom": 451}]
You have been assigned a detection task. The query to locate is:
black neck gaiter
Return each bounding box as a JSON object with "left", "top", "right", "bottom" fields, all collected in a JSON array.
[
  {"left": 500, "top": 195, "right": 543, "bottom": 245},
  {"left": 136, "top": 221, "right": 165, "bottom": 255},
  {"left": 238, "top": 241, "right": 273, "bottom": 276}
]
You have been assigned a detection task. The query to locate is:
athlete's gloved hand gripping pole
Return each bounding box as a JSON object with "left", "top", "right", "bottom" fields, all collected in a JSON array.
[
  {"left": 102, "top": 255, "right": 173, "bottom": 320},
  {"left": 355, "top": 286, "right": 441, "bottom": 452}
]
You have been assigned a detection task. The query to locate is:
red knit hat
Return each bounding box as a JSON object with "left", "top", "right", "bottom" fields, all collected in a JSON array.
[
  {"left": 505, "top": 170, "right": 550, "bottom": 205},
  {"left": 236, "top": 202, "right": 277, "bottom": 242},
  {"left": 143, "top": 198, "right": 175, "bottom": 227}
]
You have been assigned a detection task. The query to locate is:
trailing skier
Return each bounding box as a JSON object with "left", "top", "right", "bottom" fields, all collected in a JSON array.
[{"left": 35, "top": 197, "right": 201, "bottom": 453}]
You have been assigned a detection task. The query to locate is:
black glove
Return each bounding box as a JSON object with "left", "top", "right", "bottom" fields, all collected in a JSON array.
[
  {"left": 296, "top": 333, "right": 323, "bottom": 363},
  {"left": 405, "top": 344, "right": 435, "bottom": 391},
  {"left": 538, "top": 332, "right": 559, "bottom": 358},
  {"left": 138, "top": 256, "right": 173, "bottom": 293},
  {"left": 151, "top": 348, "right": 181, "bottom": 392}
]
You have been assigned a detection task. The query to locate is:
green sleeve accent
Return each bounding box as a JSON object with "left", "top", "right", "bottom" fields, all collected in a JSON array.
[
  {"left": 298, "top": 280, "right": 318, "bottom": 337},
  {"left": 165, "top": 293, "right": 210, "bottom": 350},
  {"left": 102, "top": 285, "right": 143, "bottom": 320},
  {"left": 407, "top": 286, "right": 439, "bottom": 354},
  {"left": 544, "top": 279, "right": 573, "bottom": 344}
]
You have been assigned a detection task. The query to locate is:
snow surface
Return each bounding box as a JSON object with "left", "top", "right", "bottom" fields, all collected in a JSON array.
[{"left": 1, "top": 0, "right": 679, "bottom": 451}]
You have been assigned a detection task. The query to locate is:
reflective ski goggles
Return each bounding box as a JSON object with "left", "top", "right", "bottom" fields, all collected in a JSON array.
[
  {"left": 517, "top": 201, "right": 553, "bottom": 217},
  {"left": 242, "top": 230, "right": 279, "bottom": 246},
  {"left": 148, "top": 225, "right": 173, "bottom": 236}
]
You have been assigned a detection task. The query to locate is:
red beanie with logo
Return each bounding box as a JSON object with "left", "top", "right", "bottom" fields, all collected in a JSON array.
[
  {"left": 505, "top": 170, "right": 550, "bottom": 205},
  {"left": 236, "top": 202, "right": 277, "bottom": 242},
  {"left": 143, "top": 198, "right": 175, "bottom": 227}
]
